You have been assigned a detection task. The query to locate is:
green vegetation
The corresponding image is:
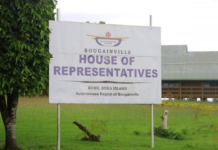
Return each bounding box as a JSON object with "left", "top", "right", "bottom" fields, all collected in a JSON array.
[
  {"left": 154, "top": 126, "right": 187, "bottom": 140},
  {"left": 0, "top": 0, "right": 56, "bottom": 149},
  {"left": 1, "top": 97, "right": 218, "bottom": 150},
  {"left": 0, "top": 0, "right": 56, "bottom": 96},
  {"left": 86, "top": 21, "right": 106, "bottom": 24}
]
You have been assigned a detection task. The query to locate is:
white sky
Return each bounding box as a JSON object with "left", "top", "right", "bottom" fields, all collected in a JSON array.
[{"left": 57, "top": 0, "right": 218, "bottom": 51}]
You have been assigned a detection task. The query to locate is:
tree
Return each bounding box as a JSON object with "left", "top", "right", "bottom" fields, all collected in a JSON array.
[
  {"left": 86, "top": 21, "right": 106, "bottom": 24},
  {"left": 0, "top": 0, "right": 56, "bottom": 149},
  {"left": 99, "top": 21, "right": 106, "bottom": 24}
]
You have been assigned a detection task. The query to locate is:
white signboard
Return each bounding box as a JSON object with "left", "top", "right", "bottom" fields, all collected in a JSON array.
[{"left": 49, "top": 21, "right": 161, "bottom": 104}]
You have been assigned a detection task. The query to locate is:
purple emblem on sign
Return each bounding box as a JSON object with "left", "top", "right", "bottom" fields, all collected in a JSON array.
[{"left": 87, "top": 32, "right": 129, "bottom": 47}]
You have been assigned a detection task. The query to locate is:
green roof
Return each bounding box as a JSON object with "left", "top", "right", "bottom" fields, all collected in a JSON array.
[{"left": 162, "top": 45, "right": 218, "bottom": 80}]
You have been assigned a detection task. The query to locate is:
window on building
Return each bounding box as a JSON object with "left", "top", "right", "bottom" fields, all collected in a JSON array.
[
  {"left": 162, "top": 81, "right": 180, "bottom": 87},
  {"left": 203, "top": 81, "right": 218, "bottom": 87},
  {"left": 163, "top": 83, "right": 168, "bottom": 87},
  {"left": 204, "top": 82, "right": 209, "bottom": 87},
  {"left": 175, "top": 83, "right": 180, "bottom": 86}
]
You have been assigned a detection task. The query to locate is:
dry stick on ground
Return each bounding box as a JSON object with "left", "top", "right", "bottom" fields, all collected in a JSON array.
[
  {"left": 73, "top": 121, "right": 100, "bottom": 141},
  {"left": 197, "top": 125, "right": 208, "bottom": 131}
]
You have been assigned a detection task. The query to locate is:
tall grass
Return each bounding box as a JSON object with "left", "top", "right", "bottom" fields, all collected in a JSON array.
[{"left": 0, "top": 97, "right": 218, "bottom": 150}]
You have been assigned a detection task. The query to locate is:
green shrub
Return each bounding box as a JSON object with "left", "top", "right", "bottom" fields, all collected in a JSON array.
[
  {"left": 154, "top": 126, "right": 187, "bottom": 140},
  {"left": 181, "top": 127, "right": 188, "bottom": 135},
  {"left": 188, "top": 95, "right": 195, "bottom": 101},
  {"left": 213, "top": 95, "right": 218, "bottom": 102},
  {"left": 133, "top": 131, "right": 141, "bottom": 135}
]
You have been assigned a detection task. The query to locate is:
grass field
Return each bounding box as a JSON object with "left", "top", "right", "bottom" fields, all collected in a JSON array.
[{"left": 1, "top": 97, "right": 218, "bottom": 150}]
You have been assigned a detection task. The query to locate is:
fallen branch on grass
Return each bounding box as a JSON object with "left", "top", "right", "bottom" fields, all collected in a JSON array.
[
  {"left": 73, "top": 121, "right": 100, "bottom": 141},
  {"left": 197, "top": 125, "right": 208, "bottom": 131}
]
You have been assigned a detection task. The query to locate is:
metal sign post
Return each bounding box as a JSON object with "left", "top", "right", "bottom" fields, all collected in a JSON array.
[
  {"left": 150, "top": 15, "right": 154, "bottom": 148},
  {"left": 151, "top": 103, "right": 154, "bottom": 148},
  {"left": 57, "top": 103, "right": 60, "bottom": 150},
  {"left": 56, "top": 8, "right": 61, "bottom": 150}
]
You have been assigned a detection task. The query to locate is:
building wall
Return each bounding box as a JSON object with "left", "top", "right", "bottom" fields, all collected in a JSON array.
[{"left": 161, "top": 45, "right": 218, "bottom": 99}]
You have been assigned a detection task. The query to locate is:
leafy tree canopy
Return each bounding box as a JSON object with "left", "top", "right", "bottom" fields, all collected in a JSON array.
[
  {"left": 86, "top": 21, "right": 106, "bottom": 24},
  {"left": 0, "top": 0, "right": 57, "bottom": 96}
]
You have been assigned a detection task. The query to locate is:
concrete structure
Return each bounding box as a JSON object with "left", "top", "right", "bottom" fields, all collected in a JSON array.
[{"left": 161, "top": 45, "right": 218, "bottom": 100}]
